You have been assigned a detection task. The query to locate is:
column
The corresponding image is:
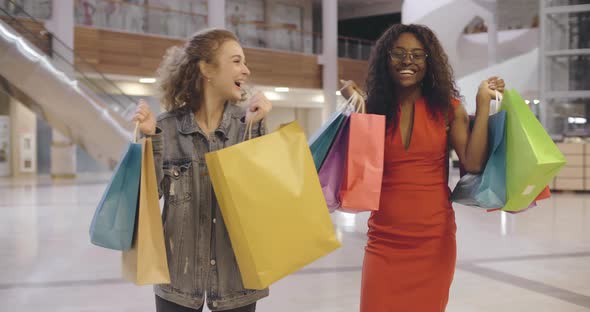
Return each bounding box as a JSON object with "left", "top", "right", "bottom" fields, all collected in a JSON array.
[
  {"left": 487, "top": 7, "right": 499, "bottom": 66},
  {"left": 208, "top": 0, "right": 226, "bottom": 29},
  {"left": 321, "top": 0, "right": 338, "bottom": 120},
  {"left": 45, "top": 0, "right": 77, "bottom": 178}
]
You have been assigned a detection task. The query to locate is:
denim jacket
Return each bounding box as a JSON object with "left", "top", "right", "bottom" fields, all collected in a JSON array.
[{"left": 150, "top": 103, "right": 269, "bottom": 311}]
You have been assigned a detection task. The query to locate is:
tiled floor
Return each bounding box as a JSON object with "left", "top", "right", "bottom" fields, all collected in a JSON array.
[{"left": 1, "top": 173, "right": 589, "bottom": 311}]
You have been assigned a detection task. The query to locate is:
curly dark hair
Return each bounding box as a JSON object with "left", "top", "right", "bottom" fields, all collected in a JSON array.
[{"left": 366, "top": 24, "right": 461, "bottom": 130}]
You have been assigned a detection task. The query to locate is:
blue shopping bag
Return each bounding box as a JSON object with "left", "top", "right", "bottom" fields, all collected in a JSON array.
[
  {"left": 309, "top": 93, "right": 360, "bottom": 171},
  {"left": 452, "top": 110, "right": 507, "bottom": 208},
  {"left": 309, "top": 112, "right": 347, "bottom": 171},
  {"left": 90, "top": 126, "right": 142, "bottom": 250}
]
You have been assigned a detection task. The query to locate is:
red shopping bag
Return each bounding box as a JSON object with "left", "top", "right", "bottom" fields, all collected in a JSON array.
[{"left": 338, "top": 111, "right": 386, "bottom": 213}]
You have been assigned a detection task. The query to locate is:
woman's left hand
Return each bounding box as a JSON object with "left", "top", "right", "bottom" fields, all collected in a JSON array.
[
  {"left": 477, "top": 76, "right": 506, "bottom": 104},
  {"left": 246, "top": 91, "right": 273, "bottom": 123}
]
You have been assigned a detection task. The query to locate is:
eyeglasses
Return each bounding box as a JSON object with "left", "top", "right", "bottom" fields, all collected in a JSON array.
[{"left": 389, "top": 49, "right": 428, "bottom": 64}]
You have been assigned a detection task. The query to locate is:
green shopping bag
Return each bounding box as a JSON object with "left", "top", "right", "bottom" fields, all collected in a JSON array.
[{"left": 501, "top": 89, "right": 566, "bottom": 212}]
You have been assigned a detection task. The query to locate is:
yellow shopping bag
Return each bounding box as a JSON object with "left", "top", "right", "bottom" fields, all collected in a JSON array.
[
  {"left": 205, "top": 122, "right": 341, "bottom": 289},
  {"left": 122, "top": 138, "right": 171, "bottom": 285}
]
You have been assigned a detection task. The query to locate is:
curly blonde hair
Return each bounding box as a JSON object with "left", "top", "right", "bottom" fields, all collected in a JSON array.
[{"left": 157, "top": 29, "right": 238, "bottom": 112}]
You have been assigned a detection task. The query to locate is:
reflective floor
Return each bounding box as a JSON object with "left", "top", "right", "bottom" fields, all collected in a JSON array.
[{"left": 1, "top": 173, "right": 589, "bottom": 311}]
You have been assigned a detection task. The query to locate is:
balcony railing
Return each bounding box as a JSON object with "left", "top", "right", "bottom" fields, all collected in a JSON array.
[{"left": 73, "top": 0, "right": 374, "bottom": 60}]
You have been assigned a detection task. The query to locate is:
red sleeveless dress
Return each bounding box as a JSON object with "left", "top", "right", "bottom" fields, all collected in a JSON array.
[{"left": 360, "top": 97, "right": 460, "bottom": 312}]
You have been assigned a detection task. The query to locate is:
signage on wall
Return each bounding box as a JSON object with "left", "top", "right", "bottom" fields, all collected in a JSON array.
[
  {"left": 0, "top": 116, "right": 9, "bottom": 176},
  {"left": 20, "top": 133, "right": 35, "bottom": 173}
]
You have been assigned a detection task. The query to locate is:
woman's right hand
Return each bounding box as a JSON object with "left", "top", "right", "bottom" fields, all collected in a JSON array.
[
  {"left": 132, "top": 99, "right": 157, "bottom": 135},
  {"left": 339, "top": 79, "right": 363, "bottom": 100},
  {"left": 340, "top": 79, "right": 366, "bottom": 111}
]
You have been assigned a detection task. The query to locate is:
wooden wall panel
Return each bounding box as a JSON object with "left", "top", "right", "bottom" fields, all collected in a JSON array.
[
  {"left": 74, "top": 27, "right": 368, "bottom": 90},
  {"left": 338, "top": 58, "right": 369, "bottom": 90},
  {"left": 74, "top": 27, "right": 182, "bottom": 77},
  {"left": 245, "top": 49, "right": 321, "bottom": 89},
  {"left": 74, "top": 27, "right": 100, "bottom": 66}
]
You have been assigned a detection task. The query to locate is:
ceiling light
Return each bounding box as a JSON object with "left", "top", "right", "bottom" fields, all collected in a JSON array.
[
  {"left": 263, "top": 91, "right": 281, "bottom": 101},
  {"left": 139, "top": 77, "right": 156, "bottom": 84},
  {"left": 274, "top": 87, "right": 290, "bottom": 92},
  {"left": 312, "top": 95, "right": 325, "bottom": 103},
  {"left": 568, "top": 117, "right": 587, "bottom": 124}
]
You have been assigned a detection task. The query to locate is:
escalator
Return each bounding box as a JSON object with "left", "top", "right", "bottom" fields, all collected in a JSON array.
[{"left": 0, "top": 1, "right": 137, "bottom": 169}]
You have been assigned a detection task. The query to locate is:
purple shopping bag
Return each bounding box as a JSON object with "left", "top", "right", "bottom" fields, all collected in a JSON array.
[{"left": 318, "top": 115, "right": 351, "bottom": 212}]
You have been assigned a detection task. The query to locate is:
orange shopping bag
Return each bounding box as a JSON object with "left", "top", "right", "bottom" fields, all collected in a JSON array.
[
  {"left": 535, "top": 186, "right": 551, "bottom": 201},
  {"left": 487, "top": 185, "right": 552, "bottom": 213}
]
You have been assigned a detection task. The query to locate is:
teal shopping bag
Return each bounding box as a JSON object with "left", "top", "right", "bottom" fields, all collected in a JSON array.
[
  {"left": 309, "top": 93, "right": 360, "bottom": 171},
  {"left": 452, "top": 111, "right": 507, "bottom": 208},
  {"left": 309, "top": 112, "right": 347, "bottom": 171},
  {"left": 90, "top": 126, "right": 141, "bottom": 250}
]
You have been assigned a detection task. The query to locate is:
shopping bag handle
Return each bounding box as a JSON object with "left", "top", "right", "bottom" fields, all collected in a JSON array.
[
  {"left": 243, "top": 119, "right": 254, "bottom": 142},
  {"left": 492, "top": 90, "right": 503, "bottom": 114},
  {"left": 133, "top": 121, "right": 140, "bottom": 143},
  {"left": 353, "top": 92, "right": 366, "bottom": 114},
  {"left": 340, "top": 91, "right": 364, "bottom": 114}
]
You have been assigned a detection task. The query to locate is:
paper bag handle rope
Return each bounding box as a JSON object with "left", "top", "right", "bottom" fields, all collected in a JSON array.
[
  {"left": 338, "top": 82, "right": 366, "bottom": 114},
  {"left": 492, "top": 90, "right": 503, "bottom": 114},
  {"left": 352, "top": 92, "right": 366, "bottom": 114},
  {"left": 243, "top": 119, "right": 254, "bottom": 142},
  {"left": 339, "top": 91, "right": 364, "bottom": 113},
  {"left": 133, "top": 121, "right": 140, "bottom": 143}
]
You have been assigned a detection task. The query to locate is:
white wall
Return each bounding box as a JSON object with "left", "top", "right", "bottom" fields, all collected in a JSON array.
[
  {"left": 402, "top": 0, "right": 541, "bottom": 113},
  {"left": 402, "top": 0, "right": 539, "bottom": 79},
  {"left": 9, "top": 98, "right": 37, "bottom": 177},
  {"left": 457, "top": 29, "right": 539, "bottom": 81},
  {"left": 458, "top": 48, "right": 539, "bottom": 114},
  {"left": 265, "top": 106, "right": 324, "bottom": 138}
]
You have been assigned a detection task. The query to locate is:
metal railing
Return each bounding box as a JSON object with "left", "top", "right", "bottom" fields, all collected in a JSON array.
[
  {"left": 0, "top": 0, "right": 52, "bottom": 20},
  {"left": 75, "top": 0, "right": 207, "bottom": 40},
  {"left": 338, "top": 35, "right": 374, "bottom": 60},
  {"left": 73, "top": 0, "right": 375, "bottom": 60}
]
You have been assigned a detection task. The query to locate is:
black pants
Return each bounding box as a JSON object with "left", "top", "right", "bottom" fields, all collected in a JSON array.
[{"left": 155, "top": 295, "right": 256, "bottom": 312}]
